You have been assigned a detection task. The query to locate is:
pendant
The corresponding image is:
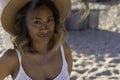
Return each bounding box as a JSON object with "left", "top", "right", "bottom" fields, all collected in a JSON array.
[{"left": 42, "top": 58, "right": 48, "bottom": 63}]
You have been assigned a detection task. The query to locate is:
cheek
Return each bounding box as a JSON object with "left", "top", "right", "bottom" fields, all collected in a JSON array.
[
  {"left": 27, "top": 25, "right": 38, "bottom": 37},
  {"left": 51, "top": 24, "right": 55, "bottom": 32},
  {"left": 27, "top": 26, "right": 32, "bottom": 35}
]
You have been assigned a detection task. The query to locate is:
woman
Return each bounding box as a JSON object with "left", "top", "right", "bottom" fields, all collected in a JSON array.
[{"left": 0, "top": 0, "right": 72, "bottom": 80}]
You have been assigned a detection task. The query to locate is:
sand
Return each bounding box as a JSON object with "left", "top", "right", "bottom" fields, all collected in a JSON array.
[{"left": 67, "top": 29, "right": 120, "bottom": 80}]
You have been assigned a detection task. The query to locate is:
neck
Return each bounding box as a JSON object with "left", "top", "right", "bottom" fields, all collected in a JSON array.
[{"left": 32, "top": 42, "right": 48, "bottom": 54}]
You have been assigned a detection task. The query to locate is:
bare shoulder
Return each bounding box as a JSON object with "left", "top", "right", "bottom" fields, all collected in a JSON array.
[
  {"left": 0, "top": 49, "right": 18, "bottom": 61},
  {"left": 0, "top": 49, "right": 18, "bottom": 79},
  {"left": 63, "top": 42, "right": 73, "bottom": 75},
  {"left": 63, "top": 42, "right": 71, "bottom": 54}
]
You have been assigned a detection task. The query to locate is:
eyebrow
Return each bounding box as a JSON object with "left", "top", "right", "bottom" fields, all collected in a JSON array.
[{"left": 31, "top": 16, "right": 54, "bottom": 20}]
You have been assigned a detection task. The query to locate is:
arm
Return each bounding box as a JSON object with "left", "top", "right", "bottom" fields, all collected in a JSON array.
[
  {"left": 63, "top": 42, "right": 73, "bottom": 75},
  {"left": 0, "top": 49, "right": 17, "bottom": 79}
]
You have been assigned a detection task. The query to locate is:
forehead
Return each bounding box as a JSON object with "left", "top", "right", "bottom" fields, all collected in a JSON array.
[{"left": 27, "top": 5, "right": 53, "bottom": 18}]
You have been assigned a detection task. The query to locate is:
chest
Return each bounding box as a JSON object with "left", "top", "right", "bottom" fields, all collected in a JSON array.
[{"left": 14, "top": 51, "right": 63, "bottom": 80}]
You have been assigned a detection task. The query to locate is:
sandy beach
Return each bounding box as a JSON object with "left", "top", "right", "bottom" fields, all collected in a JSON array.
[{"left": 68, "top": 29, "right": 120, "bottom": 80}]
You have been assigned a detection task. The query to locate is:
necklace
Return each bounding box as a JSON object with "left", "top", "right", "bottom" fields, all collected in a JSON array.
[
  {"left": 40, "top": 52, "right": 51, "bottom": 63},
  {"left": 41, "top": 51, "right": 55, "bottom": 63},
  {"left": 42, "top": 58, "right": 48, "bottom": 63},
  {"left": 35, "top": 50, "right": 54, "bottom": 64}
]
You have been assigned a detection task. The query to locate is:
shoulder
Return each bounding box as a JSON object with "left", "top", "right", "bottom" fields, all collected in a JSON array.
[
  {"left": 62, "top": 42, "right": 72, "bottom": 74},
  {"left": 0, "top": 49, "right": 18, "bottom": 74},
  {"left": 63, "top": 42, "right": 71, "bottom": 55},
  {"left": 0, "top": 49, "right": 19, "bottom": 68},
  {"left": 0, "top": 49, "right": 18, "bottom": 61}
]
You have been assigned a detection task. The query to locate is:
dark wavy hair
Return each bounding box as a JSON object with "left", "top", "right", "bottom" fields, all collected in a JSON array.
[{"left": 11, "top": 0, "right": 67, "bottom": 53}]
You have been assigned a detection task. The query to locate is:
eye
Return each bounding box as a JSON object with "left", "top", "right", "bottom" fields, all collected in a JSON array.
[
  {"left": 47, "top": 18, "right": 54, "bottom": 23},
  {"left": 33, "top": 20, "right": 41, "bottom": 25}
]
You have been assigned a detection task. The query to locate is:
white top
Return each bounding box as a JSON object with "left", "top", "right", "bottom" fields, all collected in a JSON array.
[{"left": 15, "top": 45, "right": 70, "bottom": 80}]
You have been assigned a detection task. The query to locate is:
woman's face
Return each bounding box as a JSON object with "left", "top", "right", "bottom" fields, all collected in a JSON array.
[{"left": 26, "top": 5, "right": 55, "bottom": 44}]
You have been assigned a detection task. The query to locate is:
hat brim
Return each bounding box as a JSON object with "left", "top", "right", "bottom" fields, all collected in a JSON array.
[{"left": 1, "top": 0, "right": 71, "bottom": 34}]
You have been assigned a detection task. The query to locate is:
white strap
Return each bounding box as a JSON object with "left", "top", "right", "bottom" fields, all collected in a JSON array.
[
  {"left": 60, "top": 45, "right": 66, "bottom": 62},
  {"left": 15, "top": 49, "right": 22, "bottom": 64}
]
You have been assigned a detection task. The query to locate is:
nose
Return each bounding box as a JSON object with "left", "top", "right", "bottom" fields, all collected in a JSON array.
[
  {"left": 40, "top": 28, "right": 48, "bottom": 33},
  {"left": 40, "top": 23, "right": 48, "bottom": 29}
]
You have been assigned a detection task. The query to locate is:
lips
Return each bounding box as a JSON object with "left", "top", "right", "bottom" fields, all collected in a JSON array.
[{"left": 38, "top": 33, "right": 51, "bottom": 38}]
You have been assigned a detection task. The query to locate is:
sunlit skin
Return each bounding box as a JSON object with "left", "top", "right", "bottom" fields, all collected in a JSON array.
[{"left": 26, "top": 5, "right": 55, "bottom": 53}]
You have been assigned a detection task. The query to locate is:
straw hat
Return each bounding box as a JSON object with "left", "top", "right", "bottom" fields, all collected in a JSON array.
[{"left": 1, "top": 0, "right": 71, "bottom": 34}]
